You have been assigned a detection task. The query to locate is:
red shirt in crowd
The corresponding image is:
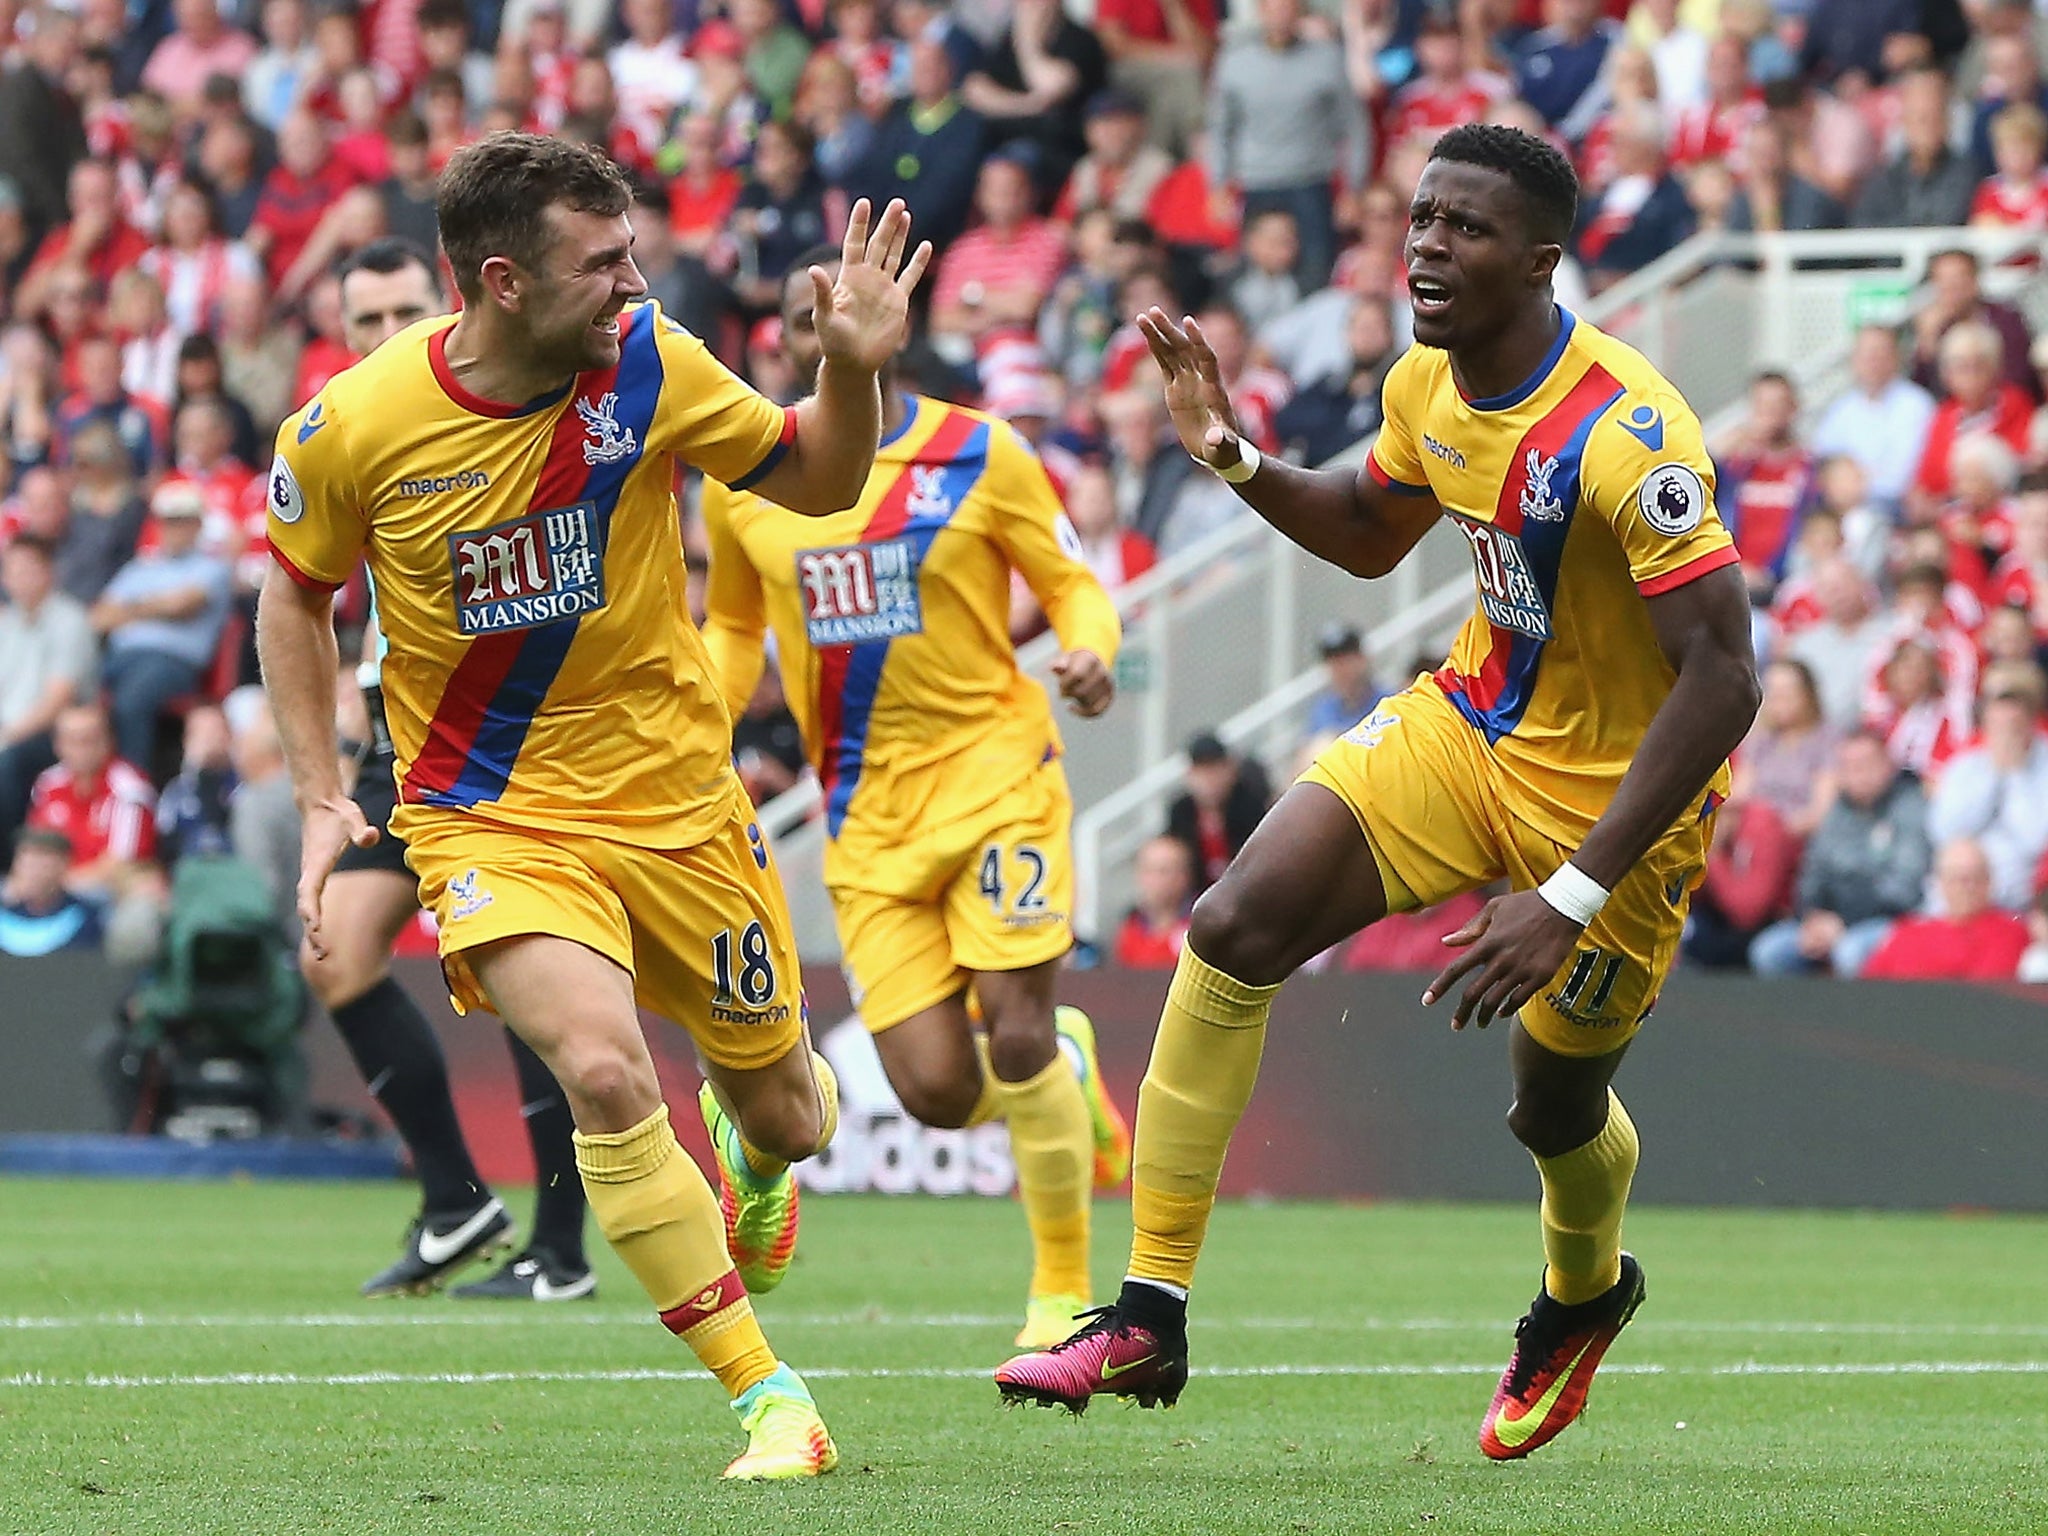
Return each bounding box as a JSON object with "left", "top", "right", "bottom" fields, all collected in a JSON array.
[
  {"left": 250, "top": 158, "right": 361, "bottom": 285},
  {"left": 24, "top": 220, "right": 152, "bottom": 292},
  {"left": 1114, "top": 908, "right": 1190, "bottom": 968},
  {"left": 1695, "top": 799, "right": 1799, "bottom": 933},
  {"left": 293, "top": 335, "right": 356, "bottom": 412},
  {"left": 29, "top": 759, "right": 159, "bottom": 868},
  {"left": 1987, "top": 553, "right": 2048, "bottom": 636},
  {"left": 1722, "top": 446, "right": 1817, "bottom": 574},
  {"left": 934, "top": 220, "right": 1071, "bottom": 319},
  {"left": 1340, "top": 892, "right": 1487, "bottom": 970},
  {"left": 1914, "top": 384, "right": 2034, "bottom": 501},
  {"left": 1145, "top": 160, "right": 1237, "bottom": 250},
  {"left": 1970, "top": 172, "right": 2048, "bottom": 230},
  {"left": 1862, "top": 909, "right": 2029, "bottom": 981},
  {"left": 1093, "top": 0, "right": 1219, "bottom": 46},
  {"left": 1670, "top": 94, "right": 1766, "bottom": 171},
  {"left": 1382, "top": 74, "right": 1508, "bottom": 164}
]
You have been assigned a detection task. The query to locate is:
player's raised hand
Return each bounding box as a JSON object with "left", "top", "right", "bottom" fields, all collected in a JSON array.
[
  {"left": 1052, "top": 649, "right": 1115, "bottom": 717},
  {"left": 811, "top": 197, "right": 934, "bottom": 374},
  {"left": 1136, "top": 308, "right": 1248, "bottom": 475},
  {"left": 1421, "top": 889, "right": 1584, "bottom": 1032},
  {"left": 296, "top": 795, "right": 378, "bottom": 960}
]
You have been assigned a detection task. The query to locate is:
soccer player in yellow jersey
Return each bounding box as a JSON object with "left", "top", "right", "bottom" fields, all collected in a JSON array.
[
  {"left": 999, "top": 125, "right": 1761, "bottom": 1459},
  {"left": 256, "top": 134, "right": 931, "bottom": 1480},
  {"left": 701, "top": 245, "right": 1131, "bottom": 1350}
]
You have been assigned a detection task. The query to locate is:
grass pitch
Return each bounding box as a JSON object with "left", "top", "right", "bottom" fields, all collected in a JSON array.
[{"left": 5, "top": 1179, "right": 2046, "bottom": 1535}]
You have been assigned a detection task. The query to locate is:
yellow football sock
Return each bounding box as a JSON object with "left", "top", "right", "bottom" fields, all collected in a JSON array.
[
  {"left": 964, "top": 1033, "right": 1001, "bottom": 1128},
  {"left": 733, "top": 1050, "right": 841, "bottom": 1182},
  {"left": 573, "top": 1103, "right": 777, "bottom": 1398},
  {"left": 1533, "top": 1089, "right": 1639, "bottom": 1306},
  {"left": 1127, "top": 945, "right": 1279, "bottom": 1293},
  {"left": 994, "top": 1053, "right": 1093, "bottom": 1298}
]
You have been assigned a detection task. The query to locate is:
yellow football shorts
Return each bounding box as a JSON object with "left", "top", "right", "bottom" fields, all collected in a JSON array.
[
  {"left": 403, "top": 791, "right": 804, "bottom": 1072},
  {"left": 1300, "top": 679, "right": 1713, "bottom": 1057},
  {"left": 827, "top": 757, "right": 1075, "bottom": 1034}
]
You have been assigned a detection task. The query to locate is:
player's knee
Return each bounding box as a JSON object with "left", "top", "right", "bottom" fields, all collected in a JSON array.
[
  {"left": 1188, "top": 880, "right": 1288, "bottom": 986},
  {"left": 300, "top": 940, "right": 378, "bottom": 1012},
  {"left": 1505, "top": 1088, "right": 1605, "bottom": 1158},
  {"left": 893, "top": 1068, "right": 981, "bottom": 1130},
  {"left": 551, "top": 1039, "right": 659, "bottom": 1122},
  {"left": 738, "top": 1089, "right": 825, "bottom": 1162},
  {"left": 982, "top": 1008, "right": 1056, "bottom": 1085}
]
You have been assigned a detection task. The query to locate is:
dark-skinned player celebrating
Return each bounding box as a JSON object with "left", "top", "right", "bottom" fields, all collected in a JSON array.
[{"left": 996, "top": 124, "right": 1760, "bottom": 1462}]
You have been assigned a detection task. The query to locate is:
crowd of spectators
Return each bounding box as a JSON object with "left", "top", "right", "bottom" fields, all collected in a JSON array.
[{"left": 0, "top": 0, "right": 2045, "bottom": 986}]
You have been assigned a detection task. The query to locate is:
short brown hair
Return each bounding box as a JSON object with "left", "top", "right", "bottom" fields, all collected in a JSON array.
[{"left": 436, "top": 132, "right": 632, "bottom": 301}]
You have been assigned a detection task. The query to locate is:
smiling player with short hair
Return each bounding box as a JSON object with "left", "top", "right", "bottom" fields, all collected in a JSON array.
[{"left": 997, "top": 124, "right": 1761, "bottom": 1461}]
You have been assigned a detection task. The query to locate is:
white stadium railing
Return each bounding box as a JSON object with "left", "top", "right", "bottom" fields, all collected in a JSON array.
[{"left": 762, "top": 225, "right": 2048, "bottom": 959}]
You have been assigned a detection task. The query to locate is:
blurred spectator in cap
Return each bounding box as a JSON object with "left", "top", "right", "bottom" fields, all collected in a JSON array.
[
  {"left": 0, "top": 534, "right": 98, "bottom": 839},
  {"left": 1304, "top": 622, "right": 1386, "bottom": 741},
  {"left": 1852, "top": 67, "right": 1979, "bottom": 230},
  {"left": 0, "top": 826, "right": 104, "bottom": 955},
  {"left": 0, "top": 6, "right": 89, "bottom": 255},
  {"left": 89, "top": 480, "right": 232, "bottom": 769},
  {"left": 1054, "top": 88, "right": 1173, "bottom": 225},
  {"left": 746, "top": 315, "right": 801, "bottom": 406},
  {"left": 142, "top": 0, "right": 259, "bottom": 114},
  {"left": 1166, "top": 730, "right": 1272, "bottom": 893},
  {"left": 1092, "top": 0, "right": 1218, "bottom": 155},
  {"left": 1206, "top": 0, "right": 1367, "bottom": 291},
  {"left": 1113, "top": 833, "right": 1194, "bottom": 969},
  {"left": 853, "top": 38, "right": 987, "bottom": 257},
  {"left": 929, "top": 151, "right": 1067, "bottom": 351},
  {"left": 963, "top": 0, "right": 1110, "bottom": 201}
]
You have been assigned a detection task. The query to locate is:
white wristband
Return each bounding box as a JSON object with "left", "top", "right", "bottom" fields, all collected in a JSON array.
[
  {"left": 1210, "top": 440, "right": 1261, "bottom": 483},
  {"left": 1536, "top": 861, "right": 1610, "bottom": 927}
]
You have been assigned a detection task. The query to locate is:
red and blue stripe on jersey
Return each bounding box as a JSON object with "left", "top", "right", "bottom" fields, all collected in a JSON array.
[
  {"left": 401, "top": 308, "right": 663, "bottom": 808},
  {"left": 813, "top": 402, "right": 988, "bottom": 837},
  {"left": 1436, "top": 363, "right": 1625, "bottom": 745}
]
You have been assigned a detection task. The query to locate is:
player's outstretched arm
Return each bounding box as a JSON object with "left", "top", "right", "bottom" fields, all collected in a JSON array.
[
  {"left": 752, "top": 197, "right": 934, "bottom": 517},
  {"left": 255, "top": 565, "right": 376, "bottom": 958},
  {"left": 1424, "top": 563, "right": 1760, "bottom": 1029},
  {"left": 1135, "top": 308, "right": 1439, "bottom": 576}
]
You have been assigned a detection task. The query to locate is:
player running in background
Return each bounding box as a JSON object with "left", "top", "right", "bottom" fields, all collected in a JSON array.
[
  {"left": 310, "top": 237, "right": 594, "bottom": 1304},
  {"left": 701, "top": 245, "right": 1131, "bottom": 1350},
  {"left": 258, "top": 134, "right": 929, "bottom": 1479},
  {"left": 998, "top": 125, "right": 1761, "bottom": 1460}
]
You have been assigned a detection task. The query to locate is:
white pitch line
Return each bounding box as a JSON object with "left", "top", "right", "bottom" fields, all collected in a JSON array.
[
  {"left": 7, "top": 1361, "right": 2048, "bottom": 1390},
  {"left": 9, "top": 1311, "right": 2048, "bottom": 1338}
]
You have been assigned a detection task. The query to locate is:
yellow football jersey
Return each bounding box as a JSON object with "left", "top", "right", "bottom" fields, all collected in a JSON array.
[
  {"left": 265, "top": 301, "right": 796, "bottom": 849},
  {"left": 1364, "top": 308, "right": 1738, "bottom": 843},
  {"left": 702, "top": 395, "right": 1119, "bottom": 844}
]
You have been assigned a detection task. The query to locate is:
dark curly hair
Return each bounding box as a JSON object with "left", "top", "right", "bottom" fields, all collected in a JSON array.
[
  {"left": 1428, "top": 124, "right": 1579, "bottom": 248},
  {"left": 437, "top": 132, "right": 632, "bottom": 301}
]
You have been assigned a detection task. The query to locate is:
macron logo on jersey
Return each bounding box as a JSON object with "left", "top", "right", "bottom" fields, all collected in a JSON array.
[
  {"left": 797, "top": 539, "right": 924, "bottom": 646},
  {"left": 397, "top": 469, "right": 493, "bottom": 497},
  {"left": 449, "top": 503, "right": 606, "bottom": 635}
]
